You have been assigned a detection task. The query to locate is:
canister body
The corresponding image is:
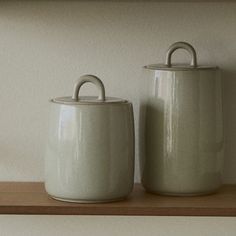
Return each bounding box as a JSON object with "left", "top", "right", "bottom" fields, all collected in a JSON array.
[
  {"left": 45, "top": 102, "right": 134, "bottom": 202},
  {"left": 141, "top": 69, "right": 224, "bottom": 195}
]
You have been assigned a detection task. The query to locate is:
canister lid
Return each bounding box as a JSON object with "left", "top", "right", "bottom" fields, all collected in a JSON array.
[
  {"left": 51, "top": 75, "right": 128, "bottom": 105},
  {"left": 145, "top": 42, "right": 218, "bottom": 71},
  {"left": 144, "top": 64, "right": 218, "bottom": 71},
  {"left": 52, "top": 96, "right": 127, "bottom": 105}
]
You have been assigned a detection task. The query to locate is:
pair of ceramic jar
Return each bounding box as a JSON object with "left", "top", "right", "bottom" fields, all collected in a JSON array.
[{"left": 45, "top": 42, "right": 224, "bottom": 202}]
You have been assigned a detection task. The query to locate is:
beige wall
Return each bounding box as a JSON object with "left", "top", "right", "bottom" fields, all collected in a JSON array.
[
  {"left": 0, "top": 216, "right": 235, "bottom": 236},
  {"left": 0, "top": 1, "right": 236, "bottom": 235}
]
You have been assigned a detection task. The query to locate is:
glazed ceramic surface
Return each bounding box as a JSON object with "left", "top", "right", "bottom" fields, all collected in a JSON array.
[
  {"left": 45, "top": 75, "right": 134, "bottom": 202},
  {"left": 141, "top": 42, "right": 224, "bottom": 196}
]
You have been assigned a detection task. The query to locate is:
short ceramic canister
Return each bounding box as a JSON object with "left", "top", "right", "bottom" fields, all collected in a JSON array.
[
  {"left": 140, "top": 42, "right": 224, "bottom": 196},
  {"left": 45, "top": 75, "right": 135, "bottom": 203}
]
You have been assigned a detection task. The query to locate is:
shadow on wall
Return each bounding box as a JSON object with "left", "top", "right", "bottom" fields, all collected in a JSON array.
[{"left": 221, "top": 69, "right": 236, "bottom": 183}]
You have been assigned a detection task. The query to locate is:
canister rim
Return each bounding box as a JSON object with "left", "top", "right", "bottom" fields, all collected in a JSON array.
[
  {"left": 144, "top": 64, "right": 219, "bottom": 71},
  {"left": 51, "top": 96, "right": 129, "bottom": 105}
]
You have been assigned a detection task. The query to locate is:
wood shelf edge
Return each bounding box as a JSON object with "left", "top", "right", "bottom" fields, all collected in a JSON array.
[{"left": 0, "top": 182, "right": 235, "bottom": 216}]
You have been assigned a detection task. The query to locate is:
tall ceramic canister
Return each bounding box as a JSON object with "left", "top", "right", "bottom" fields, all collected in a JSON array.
[
  {"left": 141, "top": 42, "right": 224, "bottom": 196},
  {"left": 45, "top": 75, "right": 134, "bottom": 202}
]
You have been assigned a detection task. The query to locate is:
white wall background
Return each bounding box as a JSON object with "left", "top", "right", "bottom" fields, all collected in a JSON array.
[{"left": 0, "top": 1, "right": 236, "bottom": 235}]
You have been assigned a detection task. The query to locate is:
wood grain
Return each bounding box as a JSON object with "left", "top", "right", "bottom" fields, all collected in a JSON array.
[{"left": 0, "top": 182, "right": 235, "bottom": 216}]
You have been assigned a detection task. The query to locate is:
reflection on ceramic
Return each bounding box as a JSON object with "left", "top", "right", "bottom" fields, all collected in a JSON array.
[
  {"left": 141, "top": 42, "right": 224, "bottom": 196},
  {"left": 45, "top": 75, "right": 134, "bottom": 203}
]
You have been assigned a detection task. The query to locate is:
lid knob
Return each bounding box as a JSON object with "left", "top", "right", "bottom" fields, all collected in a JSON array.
[
  {"left": 72, "top": 74, "right": 106, "bottom": 102},
  {"left": 165, "top": 42, "right": 197, "bottom": 68}
]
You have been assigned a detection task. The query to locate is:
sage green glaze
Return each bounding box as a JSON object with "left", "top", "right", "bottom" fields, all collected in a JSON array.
[
  {"left": 141, "top": 42, "right": 224, "bottom": 196},
  {"left": 45, "top": 75, "right": 134, "bottom": 202}
]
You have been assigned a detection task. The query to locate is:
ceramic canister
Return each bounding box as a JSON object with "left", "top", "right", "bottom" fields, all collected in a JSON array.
[
  {"left": 45, "top": 75, "right": 134, "bottom": 203},
  {"left": 140, "top": 42, "right": 224, "bottom": 196}
]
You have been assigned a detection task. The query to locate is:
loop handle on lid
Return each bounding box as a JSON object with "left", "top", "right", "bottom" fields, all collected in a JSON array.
[
  {"left": 72, "top": 74, "right": 106, "bottom": 101},
  {"left": 165, "top": 42, "right": 197, "bottom": 68}
]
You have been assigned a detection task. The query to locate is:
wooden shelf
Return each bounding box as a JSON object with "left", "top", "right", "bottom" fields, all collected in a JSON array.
[
  {"left": 0, "top": 182, "right": 236, "bottom": 216},
  {"left": 83, "top": 0, "right": 236, "bottom": 1},
  {"left": 51, "top": 0, "right": 236, "bottom": 1}
]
